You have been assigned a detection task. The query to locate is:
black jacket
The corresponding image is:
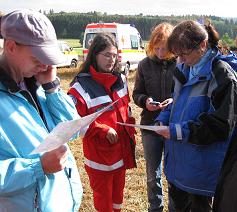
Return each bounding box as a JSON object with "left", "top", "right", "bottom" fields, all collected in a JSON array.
[
  {"left": 213, "top": 127, "right": 237, "bottom": 212},
  {"left": 132, "top": 56, "right": 176, "bottom": 125}
]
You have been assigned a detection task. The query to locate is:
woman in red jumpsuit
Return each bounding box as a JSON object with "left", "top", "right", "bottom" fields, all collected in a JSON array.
[{"left": 68, "top": 33, "right": 136, "bottom": 212}]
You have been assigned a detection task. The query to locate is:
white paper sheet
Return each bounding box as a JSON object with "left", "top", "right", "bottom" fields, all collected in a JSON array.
[
  {"left": 31, "top": 101, "right": 117, "bottom": 154},
  {"left": 117, "top": 122, "right": 168, "bottom": 132}
]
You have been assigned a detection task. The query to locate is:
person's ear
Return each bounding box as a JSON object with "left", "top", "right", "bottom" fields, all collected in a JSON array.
[
  {"left": 199, "top": 40, "right": 207, "bottom": 51},
  {"left": 4, "top": 40, "right": 18, "bottom": 55},
  {"left": 198, "top": 40, "right": 208, "bottom": 55}
]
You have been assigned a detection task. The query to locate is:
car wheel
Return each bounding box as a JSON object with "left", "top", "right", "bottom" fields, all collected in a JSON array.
[{"left": 70, "top": 60, "right": 78, "bottom": 68}]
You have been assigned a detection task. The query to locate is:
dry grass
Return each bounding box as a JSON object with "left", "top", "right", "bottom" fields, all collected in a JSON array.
[{"left": 58, "top": 68, "right": 168, "bottom": 212}]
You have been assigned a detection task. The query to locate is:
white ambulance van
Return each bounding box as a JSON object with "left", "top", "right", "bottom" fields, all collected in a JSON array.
[{"left": 82, "top": 22, "right": 146, "bottom": 71}]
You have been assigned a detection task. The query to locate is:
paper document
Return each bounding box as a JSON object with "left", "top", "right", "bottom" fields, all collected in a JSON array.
[
  {"left": 31, "top": 101, "right": 117, "bottom": 154},
  {"left": 117, "top": 122, "right": 168, "bottom": 132}
]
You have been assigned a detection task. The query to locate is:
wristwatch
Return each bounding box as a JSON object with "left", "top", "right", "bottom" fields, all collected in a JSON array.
[{"left": 42, "top": 77, "right": 60, "bottom": 90}]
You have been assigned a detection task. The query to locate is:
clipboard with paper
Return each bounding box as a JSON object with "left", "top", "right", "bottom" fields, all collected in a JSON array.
[{"left": 31, "top": 100, "right": 117, "bottom": 154}]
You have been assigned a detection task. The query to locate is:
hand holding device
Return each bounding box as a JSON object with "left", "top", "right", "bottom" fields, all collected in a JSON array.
[
  {"left": 148, "top": 98, "right": 173, "bottom": 110},
  {"left": 146, "top": 98, "right": 160, "bottom": 111},
  {"left": 159, "top": 98, "right": 173, "bottom": 109},
  {"left": 150, "top": 101, "right": 161, "bottom": 106}
]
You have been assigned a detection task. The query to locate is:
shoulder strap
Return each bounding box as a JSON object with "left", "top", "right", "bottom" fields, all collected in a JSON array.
[{"left": 174, "top": 67, "right": 187, "bottom": 85}]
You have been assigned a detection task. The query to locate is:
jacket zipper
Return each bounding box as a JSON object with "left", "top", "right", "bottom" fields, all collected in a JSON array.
[
  {"left": 65, "top": 168, "right": 76, "bottom": 211},
  {"left": 34, "top": 189, "right": 42, "bottom": 212},
  {"left": 161, "top": 64, "right": 167, "bottom": 99}
]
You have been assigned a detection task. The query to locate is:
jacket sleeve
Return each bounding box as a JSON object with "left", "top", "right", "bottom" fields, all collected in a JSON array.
[
  {"left": 68, "top": 88, "right": 110, "bottom": 140},
  {"left": 0, "top": 131, "right": 45, "bottom": 196},
  {"left": 170, "top": 62, "right": 237, "bottom": 145},
  {"left": 132, "top": 62, "right": 148, "bottom": 109},
  {"left": 155, "top": 103, "right": 172, "bottom": 125},
  {"left": 44, "top": 89, "right": 80, "bottom": 124}
]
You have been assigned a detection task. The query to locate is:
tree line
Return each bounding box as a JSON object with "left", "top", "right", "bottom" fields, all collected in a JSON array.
[{"left": 47, "top": 11, "right": 237, "bottom": 47}]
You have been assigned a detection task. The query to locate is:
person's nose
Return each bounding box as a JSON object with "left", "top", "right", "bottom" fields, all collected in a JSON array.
[
  {"left": 108, "top": 56, "right": 115, "bottom": 62},
  {"left": 107, "top": 56, "right": 112, "bottom": 60}
]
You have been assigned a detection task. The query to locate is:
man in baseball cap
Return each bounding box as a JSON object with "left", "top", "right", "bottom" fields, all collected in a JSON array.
[{"left": 0, "top": 9, "right": 83, "bottom": 212}]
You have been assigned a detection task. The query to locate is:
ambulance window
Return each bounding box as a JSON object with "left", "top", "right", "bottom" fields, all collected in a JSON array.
[
  {"left": 130, "top": 35, "right": 139, "bottom": 49},
  {"left": 85, "top": 33, "right": 117, "bottom": 49},
  {"left": 85, "top": 33, "right": 97, "bottom": 49},
  {"left": 139, "top": 37, "right": 145, "bottom": 49}
]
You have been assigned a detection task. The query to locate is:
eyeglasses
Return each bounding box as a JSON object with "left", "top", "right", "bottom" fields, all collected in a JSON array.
[
  {"left": 98, "top": 52, "right": 117, "bottom": 60},
  {"left": 175, "top": 49, "right": 195, "bottom": 57},
  {"left": 174, "top": 41, "right": 202, "bottom": 57}
]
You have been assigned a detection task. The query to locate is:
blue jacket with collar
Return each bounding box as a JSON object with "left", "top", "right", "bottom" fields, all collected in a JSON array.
[
  {"left": 0, "top": 70, "right": 83, "bottom": 211},
  {"left": 156, "top": 49, "right": 237, "bottom": 196}
]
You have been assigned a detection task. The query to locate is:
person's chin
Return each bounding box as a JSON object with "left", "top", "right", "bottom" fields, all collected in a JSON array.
[
  {"left": 102, "top": 69, "right": 112, "bottom": 73},
  {"left": 104, "top": 67, "right": 113, "bottom": 72},
  {"left": 186, "top": 62, "right": 194, "bottom": 66},
  {"left": 33, "top": 73, "right": 39, "bottom": 78},
  {"left": 24, "top": 73, "right": 35, "bottom": 78},
  {"left": 158, "top": 56, "right": 165, "bottom": 60}
]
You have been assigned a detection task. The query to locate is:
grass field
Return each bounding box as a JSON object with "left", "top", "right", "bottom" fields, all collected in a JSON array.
[{"left": 57, "top": 68, "right": 169, "bottom": 212}]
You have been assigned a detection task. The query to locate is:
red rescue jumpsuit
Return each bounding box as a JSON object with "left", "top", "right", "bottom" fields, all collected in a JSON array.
[{"left": 68, "top": 66, "right": 136, "bottom": 212}]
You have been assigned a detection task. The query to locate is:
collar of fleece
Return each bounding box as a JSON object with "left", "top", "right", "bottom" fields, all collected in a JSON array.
[{"left": 89, "top": 65, "right": 118, "bottom": 91}]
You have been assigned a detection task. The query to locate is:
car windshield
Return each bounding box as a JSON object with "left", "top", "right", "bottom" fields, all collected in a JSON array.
[{"left": 84, "top": 33, "right": 116, "bottom": 49}]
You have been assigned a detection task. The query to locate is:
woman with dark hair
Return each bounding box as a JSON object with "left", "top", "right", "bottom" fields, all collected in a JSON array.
[
  {"left": 155, "top": 20, "right": 237, "bottom": 211},
  {"left": 132, "top": 22, "right": 176, "bottom": 212},
  {"left": 68, "top": 33, "right": 136, "bottom": 212}
]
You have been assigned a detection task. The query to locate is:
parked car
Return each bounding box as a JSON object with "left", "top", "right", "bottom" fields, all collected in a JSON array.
[{"left": 57, "top": 40, "right": 78, "bottom": 68}]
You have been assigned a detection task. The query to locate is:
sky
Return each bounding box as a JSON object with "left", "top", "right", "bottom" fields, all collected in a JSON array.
[{"left": 1, "top": 0, "right": 236, "bottom": 18}]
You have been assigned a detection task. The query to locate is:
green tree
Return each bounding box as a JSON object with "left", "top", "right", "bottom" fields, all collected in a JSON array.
[
  {"left": 47, "top": 12, "right": 237, "bottom": 42},
  {"left": 221, "top": 33, "right": 235, "bottom": 48}
]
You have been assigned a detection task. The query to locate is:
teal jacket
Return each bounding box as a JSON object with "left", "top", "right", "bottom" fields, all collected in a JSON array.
[{"left": 0, "top": 72, "right": 82, "bottom": 211}]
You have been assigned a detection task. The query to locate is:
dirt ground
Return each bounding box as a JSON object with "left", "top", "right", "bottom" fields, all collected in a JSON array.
[{"left": 58, "top": 68, "right": 169, "bottom": 212}]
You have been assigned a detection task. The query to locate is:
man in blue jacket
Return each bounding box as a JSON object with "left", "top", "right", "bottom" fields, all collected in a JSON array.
[{"left": 0, "top": 9, "right": 82, "bottom": 211}]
